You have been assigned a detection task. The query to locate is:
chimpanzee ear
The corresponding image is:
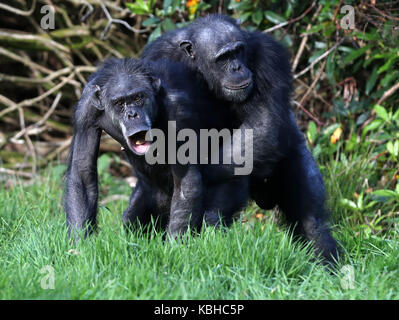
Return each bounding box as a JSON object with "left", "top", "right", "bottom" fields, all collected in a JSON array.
[
  {"left": 179, "top": 40, "right": 195, "bottom": 59},
  {"left": 81, "top": 83, "right": 104, "bottom": 110},
  {"left": 150, "top": 76, "right": 161, "bottom": 93},
  {"left": 92, "top": 85, "right": 105, "bottom": 110}
]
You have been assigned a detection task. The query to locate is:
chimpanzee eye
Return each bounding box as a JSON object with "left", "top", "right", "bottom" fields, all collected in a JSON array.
[
  {"left": 133, "top": 94, "right": 143, "bottom": 104},
  {"left": 115, "top": 99, "right": 124, "bottom": 107}
]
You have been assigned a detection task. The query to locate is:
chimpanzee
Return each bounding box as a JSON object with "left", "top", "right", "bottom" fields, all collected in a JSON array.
[
  {"left": 64, "top": 58, "right": 248, "bottom": 238},
  {"left": 141, "top": 15, "right": 339, "bottom": 262}
]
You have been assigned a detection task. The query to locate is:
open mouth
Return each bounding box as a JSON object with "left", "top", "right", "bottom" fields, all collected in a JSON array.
[
  {"left": 128, "top": 130, "right": 150, "bottom": 155},
  {"left": 224, "top": 80, "right": 252, "bottom": 91}
]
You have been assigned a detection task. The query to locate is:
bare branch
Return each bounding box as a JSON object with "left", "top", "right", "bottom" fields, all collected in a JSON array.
[
  {"left": 0, "top": 167, "right": 34, "bottom": 178},
  {"left": 11, "top": 93, "right": 62, "bottom": 142},
  {"left": 0, "top": 31, "right": 70, "bottom": 53},
  {"left": 0, "top": 73, "right": 75, "bottom": 118},
  {"left": 0, "top": 47, "right": 52, "bottom": 74},
  {"left": 0, "top": 0, "right": 36, "bottom": 16},
  {"left": 99, "top": 1, "right": 147, "bottom": 40},
  {"left": 377, "top": 82, "right": 399, "bottom": 106},
  {"left": 264, "top": 1, "right": 316, "bottom": 33},
  {"left": 294, "top": 38, "right": 345, "bottom": 79}
]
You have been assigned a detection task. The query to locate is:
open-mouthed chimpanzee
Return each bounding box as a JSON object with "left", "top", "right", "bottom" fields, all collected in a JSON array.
[
  {"left": 141, "top": 14, "right": 339, "bottom": 263},
  {"left": 65, "top": 58, "right": 248, "bottom": 238}
]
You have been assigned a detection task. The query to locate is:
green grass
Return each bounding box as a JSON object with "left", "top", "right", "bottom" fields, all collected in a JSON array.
[{"left": 0, "top": 156, "right": 398, "bottom": 300}]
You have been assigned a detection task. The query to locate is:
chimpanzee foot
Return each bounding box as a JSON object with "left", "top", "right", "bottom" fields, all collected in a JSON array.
[{"left": 301, "top": 216, "right": 340, "bottom": 266}]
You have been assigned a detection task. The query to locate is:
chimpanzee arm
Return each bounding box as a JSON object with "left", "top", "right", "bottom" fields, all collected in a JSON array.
[
  {"left": 168, "top": 164, "right": 204, "bottom": 237},
  {"left": 65, "top": 126, "right": 101, "bottom": 236},
  {"left": 65, "top": 84, "right": 103, "bottom": 237}
]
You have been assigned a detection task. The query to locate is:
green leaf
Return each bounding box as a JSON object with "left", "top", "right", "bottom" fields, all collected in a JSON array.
[
  {"left": 312, "top": 144, "right": 322, "bottom": 160},
  {"left": 171, "top": 0, "right": 181, "bottom": 11},
  {"left": 239, "top": 12, "right": 252, "bottom": 23},
  {"left": 326, "top": 54, "right": 335, "bottom": 83},
  {"left": 372, "top": 190, "right": 399, "bottom": 199},
  {"left": 307, "top": 121, "right": 317, "bottom": 144},
  {"left": 142, "top": 17, "right": 161, "bottom": 27},
  {"left": 343, "top": 45, "right": 370, "bottom": 64},
  {"left": 356, "top": 111, "right": 370, "bottom": 126},
  {"left": 363, "top": 48, "right": 381, "bottom": 68},
  {"left": 374, "top": 105, "right": 389, "bottom": 121},
  {"left": 163, "top": 0, "right": 172, "bottom": 14},
  {"left": 340, "top": 153, "right": 348, "bottom": 167},
  {"left": 340, "top": 199, "right": 358, "bottom": 210},
  {"left": 354, "top": 31, "right": 380, "bottom": 41},
  {"left": 197, "top": 3, "right": 211, "bottom": 11},
  {"left": 126, "top": 2, "right": 150, "bottom": 15},
  {"left": 147, "top": 25, "right": 162, "bottom": 43},
  {"left": 357, "top": 193, "right": 364, "bottom": 209},
  {"left": 281, "top": 34, "right": 293, "bottom": 48},
  {"left": 149, "top": 0, "right": 157, "bottom": 9},
  {"left": 323, "top": 123, "right": 340, "bottom": 136},
  {"left": 345, "top": 133, "right": 357, "bottom": 152},
  {"left": 315, "top": 42, "right": 327, "bottom": 49},
  {"left": 322, "top": 22, "right": 335, "bottom": 37},
  {"left": 378, "top": 56, "right": 399, "bottom": 74},
  {"left": 380, "top": 71, "right": 398, "bottom": 88},
  {"left": 365, "top": 66, "right": 378, "bottom": 96},
  {"left": 162, "top": 18, "right": 175, "bottom": 31},
  {"left": 264, "top": 11, "right": 285, "bottom": 24},
  {"left": 228, "top": 1, "right": 251, "bottom": 10},
  {"left": 387, "top": 140, "right": 399, "bottom": 157},
  {"left": 307, "top": 23, "right": 324, "bottom": 34},
  {"left": 337, "top": 46, "right": 354, "bottom": 53},
  {"left": 252, "top": 10, "right": 264, "bottom": 26},
  {"left": 362, "top": 119, "right": 382, "bottom": 137}
]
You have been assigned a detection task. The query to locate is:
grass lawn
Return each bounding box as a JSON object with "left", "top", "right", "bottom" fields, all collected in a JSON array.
[{"left": 0, "top": 154, "right": 398, "bottom": 300}]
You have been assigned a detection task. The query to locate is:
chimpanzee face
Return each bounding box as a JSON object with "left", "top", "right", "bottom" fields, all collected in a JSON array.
[
  {"left": 179, "top": 22, "right": 253, "bottom": 102},
  {"left": 99, "top": 72, "right": 160, "bottom": 156}
]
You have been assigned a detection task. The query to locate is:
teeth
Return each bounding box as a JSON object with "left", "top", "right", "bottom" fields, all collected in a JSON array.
[{"left": 135, "top": 139, "right": 145, "bottom": 145}]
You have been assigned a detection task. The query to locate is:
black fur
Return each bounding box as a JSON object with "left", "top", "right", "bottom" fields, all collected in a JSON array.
[
  {"left": 65, "top": 58, "right": 248, "bottom": 238},
  {"left": 142, "top": 14, "right": 338, "bottom": 263}
]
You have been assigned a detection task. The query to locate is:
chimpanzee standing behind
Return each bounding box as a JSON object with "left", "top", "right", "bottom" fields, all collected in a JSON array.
[
  {"left": 65, "top": 58, "right": 248, "bottom": 238},
  {"left": 142, "top": 15, "right": 339, "bottom": 263}
]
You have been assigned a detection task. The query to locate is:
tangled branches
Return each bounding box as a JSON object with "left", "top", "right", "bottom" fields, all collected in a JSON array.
[{"left": 0, "top": 0, "right": 149, "bottom": 184}]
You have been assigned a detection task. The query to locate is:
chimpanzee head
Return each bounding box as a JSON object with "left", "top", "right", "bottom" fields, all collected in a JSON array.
[
  {"left": 89, "top": 59, "right": 161, "bottom": 155},
  {"left": 178, "top": 15, "right": 253, "bottom": 102}
]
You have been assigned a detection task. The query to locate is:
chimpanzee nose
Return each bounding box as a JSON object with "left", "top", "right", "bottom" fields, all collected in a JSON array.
[
  {"left": 128, "top": 112, "right": 139, "bottom": 120},
  {"left": 232, "top": 64, "right": 241, "bottom": 72}
]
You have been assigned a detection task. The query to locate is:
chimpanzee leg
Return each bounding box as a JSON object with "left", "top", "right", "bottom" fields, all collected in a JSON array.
[
  {"left": 168, "top": 165, "right": 204, "bottom": 237},
  {"left": 250, "top": 172, "right": 282, "bottom": 211},
  {"left": 204, "top": 177, "right": 249, "bottom": 227},
  {"left": 277, "top": 143, "right": 339, "bottom": 263},
  {"left": 122, "top": 179, "right": 154, "bottom": 230}
]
